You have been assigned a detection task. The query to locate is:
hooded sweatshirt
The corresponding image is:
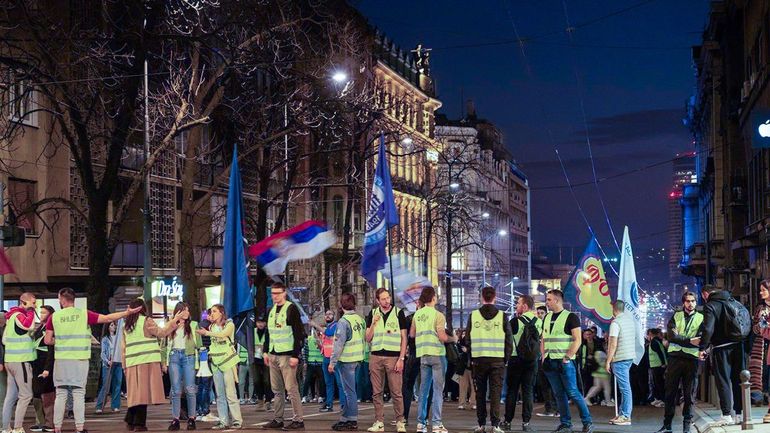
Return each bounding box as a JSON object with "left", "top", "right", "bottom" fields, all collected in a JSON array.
[{"left": 466, "top": 304, "right": 512, "bottom": 361}]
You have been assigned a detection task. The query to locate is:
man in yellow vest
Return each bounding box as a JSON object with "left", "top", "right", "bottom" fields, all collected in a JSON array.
[
  {"left": 236, "top": 332, "right": 253, "bottom": 405},
  {"left": 409, "top": 286, "right": 456, "bottom": 433},
  {"left": 468, "top": 286, "right": 512, "bottom": 433},
  {"left": 365, "top": 287, "right": 407, "bottom": 433},
  {"left": 501, "top": 294, "right": 542, "bottom": 432},
  {"left": 655, "top": 291, "right": 703, "bottom": 433},
  {"left": 540, "top": 289, "right": 594, "bottom": 433},
  {"left": 328, "top": 292, "right": 365, "bottom": 431},
  {"left": 647, "top": 328, "right": 667, "bottom": 407},
  {"left": 262, "top": 282, "right": 305, "bottom": 430},
  {"left": 301, "top": 331, "right": 324, "bottom": 404},
  {"left": 2, "top": 292, "right": 38, "bottom": 433},
  {"left": 44, "top": 287, "right": 139, "bottom": 433},
  {"left": 253, "top": 315, "right": 273, "bottom": 411}
]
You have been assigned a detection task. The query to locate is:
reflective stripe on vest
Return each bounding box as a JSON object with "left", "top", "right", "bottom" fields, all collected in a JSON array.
[
  {"left": 51, "top": 307, "right": 91, "bottom": 360},
  {"left": 255, "top": 330, "right": 265, "bottom": 359},
  {"left": 543, "top": 311, "right": 575, "bottom": 360},
  {"left": 414, "top": 306, "right": 445, "bottom": 357},
  {"left": 667, "top": 311, "right": 703, "bottom": 358},
  {"left": 124, "top": 316, "right": 161, "bottom": 367},
  {"left": 209, "top": 321, "right": 239, "bottom": 371},
  {"left": 339, "top": 314, "right": 366, "bottom": 363},
  {"left": 511, "top": 311, "right": 541, "bottom": 357},
  {"left": 3, "top": 312, "right": 37, "bottom": 362},
  {"left": 267, "top": 301, "right": 295, "bottom": 353},
  {"left": 307, "top": 337, "right": 324, "bottom": 363},
  {"left": 371, "top": 307, "right": 402, "bottom": 352},
  {"left": 469, "top": 309, "right": 505, "bottom": 358}
]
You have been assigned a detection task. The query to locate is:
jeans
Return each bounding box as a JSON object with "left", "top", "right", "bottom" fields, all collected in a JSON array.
[
  {"left": 542, "top": 358, "right": 592, "bottom": 428},
  {"left": 95, "top": 362, "right": 123, "bottom": 410},
  {"left": 302, "top": 363, "right": 324, "bottom": 399},
  {"left": 213, "top": 368, "right": 242, "bottom": 426},
  {"left": 169, "top": 350, "right": 197, "bottom": 420},
  {"left": 237, "top": 363, "right": 253, "bottom": 399},
  {"left": 322, "top": 357, "right": 345, "bottom": 408},
  {"left": 473, "top": 359, "right": 505, "bottom": 427},
  {"left": 338, "top": 362, "right": 359, "bottom": 422},
  {"left": 356, "top": 361, "right": 372, "bottom": 401},
  {"left": 196, "top": 376, "right": 212, "bottom": 416},
  {"left": 612, "top": 359, "right": 633, "bottom": 418},
  {"left": 505, "top": 356, "right": 538, "bottom": 424},
  {"left": 663, "top": 356, "right": 698, "bottom": 427},
  {"left": 712, "top": 344, "right": 745, "bottom": 416},
  {"left": 418, "top": 356, "right": 446, "bottom": 426}
]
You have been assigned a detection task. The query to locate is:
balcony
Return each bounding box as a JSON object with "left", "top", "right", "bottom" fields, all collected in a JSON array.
[{"left": 111, "top": 242, "right": 143, "bottom": 268}]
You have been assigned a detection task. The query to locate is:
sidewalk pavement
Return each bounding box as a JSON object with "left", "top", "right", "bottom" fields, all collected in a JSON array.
[{"left": 692, "top": 403, "right": 769, "bottom": 433}]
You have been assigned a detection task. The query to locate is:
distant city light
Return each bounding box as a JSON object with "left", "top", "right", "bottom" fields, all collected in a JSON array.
[{"left": 332, "top": 71, "right": 348, "bottom": 83}]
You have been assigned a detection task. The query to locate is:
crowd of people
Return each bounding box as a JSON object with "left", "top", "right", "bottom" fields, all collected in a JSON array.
[{"left": 0, "top": 281, "right": 767, "bottom": 432}]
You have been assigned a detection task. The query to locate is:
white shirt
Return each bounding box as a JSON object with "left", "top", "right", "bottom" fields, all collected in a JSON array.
[{"left": 171, "top": 328, "right": 187, "bottom": 350}]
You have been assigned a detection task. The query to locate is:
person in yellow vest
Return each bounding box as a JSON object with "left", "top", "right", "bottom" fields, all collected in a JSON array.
[
  {"left": 262, "top": 282, "right": 305, "bottom": 430},
  {"left": 252, "top": 315, "right": 273, "bottom": 411},
  {"left": 467, "top": 286, "right": 512, "bottom": 433},
  {"left": 2, "top": 292, "right": 39, "bottom": 433},
  {"left": 328, "top": 292, "right": 365, "bottom": 431},
  {"left": 540, "top": 289, "right": 594, "bottom": 433},
  {"left": 301, "top": 332, "right": 324, "bottom": 404},
  {"left": 162, "top": 301, "right": 201, "bottom": 431},
  {"left": 409, "top": 286, "right": 456, "bottom": 433},
  {"left": 196, "top": 304, "right": 242, "bottom": 430},
  {"left": 364, "top": 287, "right": 407, "bottom": 433},
  {"left": 501, "top": 294, "right": 542, "bottom": 432},
  {"left": 31, "top": 305, "right": 56, "bottom": 432},
  {"left": 122, "top": 298, "right": 186, "bottom": 431},
  {"left": 43, "top": 288, "right": 140, "bottom": 433},
  {"left": 654, "top": 291, "right": 703, "bottom": 433},
  {"left": 236, "top": 330, "right": 254, "bottom": 406},
  {"left": 647, "top": 328, "right": 667, "bottom": 408}
]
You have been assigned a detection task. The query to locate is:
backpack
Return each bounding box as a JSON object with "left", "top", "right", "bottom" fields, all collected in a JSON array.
[
  {"left": 722, "top": 297, "right": 751, "bottom": 342},
  {"left": 515, "top": 316, "right": 541, "bottom": 361}
]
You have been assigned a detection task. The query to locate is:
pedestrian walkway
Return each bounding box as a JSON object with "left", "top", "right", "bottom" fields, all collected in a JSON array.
[{"left": 692, "top": 403, "right": 769, "bottom": 433}]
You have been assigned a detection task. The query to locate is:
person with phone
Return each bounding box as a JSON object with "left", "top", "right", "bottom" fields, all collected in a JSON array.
[{"left": 163, "top": 302, "right": 201, "bottom": 431}]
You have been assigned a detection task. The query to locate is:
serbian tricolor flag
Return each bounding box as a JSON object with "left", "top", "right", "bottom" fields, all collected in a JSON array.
[
  {"left": 0, "top": 249, "right": 15, "bottom": 275},
  {"left": 248, "top": 221, "right": 336, "bottom": 276}
]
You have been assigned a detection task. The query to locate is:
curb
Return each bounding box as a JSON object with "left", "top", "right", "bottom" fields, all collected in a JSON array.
[{"left": 692, "top": 404, "right": 726, "bottom": 433}]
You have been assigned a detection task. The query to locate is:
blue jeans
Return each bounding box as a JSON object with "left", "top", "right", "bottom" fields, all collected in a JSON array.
[
  {"left": 355, "top": 362, "right": 371, "bottom": 401},
  {"left": 322, "top": 357, "right": 345, "bottom": 408},
  {"left": 418, "top": 356, "right": 447, "bottom": 426},
  {"left": 196, "top": 376, "right": 212, "bottom": 416},
  {"left": 95, "top": 362, "right": 122, "bottom": 410},
  {"left": 542, "top": 358, "right": 592, "bottom": 428},
  {"left": 338, "top": 362, "right": 359, "bottom": 422},
  {"left": 169, "top": 350, "right": 198, "bottom": 420},
  {"left": 612, "top": 359, "right": 633, "bottom": 418}
]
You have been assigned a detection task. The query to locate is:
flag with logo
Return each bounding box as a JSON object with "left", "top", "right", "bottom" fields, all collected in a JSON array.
[
  {"left": 617, "top": 226, "right": 645, "bottom": 365},
  {"left": 563, "top": 236, "right": 614, "bottom": 332}
]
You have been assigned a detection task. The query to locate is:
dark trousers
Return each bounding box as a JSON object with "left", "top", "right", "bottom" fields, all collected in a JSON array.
[
  {"left": 712, "top": 344, "right": 745, "bottom": 416},
  {"left": 651, "top": 366, "right": 666, "bottom": 401},
  {"left": 663, "top": 356, "right": 698, "bottom": 427},
  {"left": 302, "top": 363, "right": 324, "bottom": 399},
  {"left": 473, "top": 359, "right": 505, "bottom": 427},
  {"left": 402, "top": 357, "right": 421, "bottom": 422},
  {"left": 253, "top": 362, "right": 274, "bottom": 401},
  {"left": 536, "top": 366, "right": 557, "bottom": 413},
  {"left": 125, "top": 405, "right": 147, "bottom": 427},
  {"left": 504, "top": 356, "right": 538, "bottom": 424}
]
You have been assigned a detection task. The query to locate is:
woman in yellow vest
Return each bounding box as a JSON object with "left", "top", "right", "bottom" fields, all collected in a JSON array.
[
  {"left": 162, "top": 301, "right": 201, "bottom": 431},
  {"left": 196, "top": 303, "right": 242, "bottom": 429},
  {"left": 122, "top": 299, "right": 187, "bottom": 431}
]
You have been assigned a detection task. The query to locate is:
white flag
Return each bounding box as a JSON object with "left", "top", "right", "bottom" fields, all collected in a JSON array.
[{"left": 617, "top": 226, "right": 645, "bottom": 365}]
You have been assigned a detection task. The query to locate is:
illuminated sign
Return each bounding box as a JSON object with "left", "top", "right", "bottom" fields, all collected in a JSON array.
[
  {"left": 152, "top": 277, "right": 185, "bottom": 298},
  {"left": 751, "top": 110, "right": 770, "bottom": 148},
  {"left": 426, "top": 149, "right": 439, "bottom": 162}
]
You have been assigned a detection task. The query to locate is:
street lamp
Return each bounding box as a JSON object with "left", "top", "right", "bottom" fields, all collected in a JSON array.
[
  {"left": 332, "top": 71, "right": 348, "bottom": 83},
  {"left": 401, "top": 136, "right": 413, "bottom": 145},
  {"left": 481, "top": 229, "right": 507, "bottom": 287},
  {"left": 482, "top": 212, "right": 490, "bottom": 219},
  {"left": 449, "top": 182, "right": 460, "bottom": 189}
]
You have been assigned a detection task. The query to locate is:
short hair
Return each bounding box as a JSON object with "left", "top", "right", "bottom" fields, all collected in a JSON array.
[
  {"left": 519, "top": 294, "right": 535, "bottom": 310},
  {"left": 375, "top": 288, "right": 389, "bottom": 300},
  {"left": 546, "top": 289, "right": 564, "bottom": 300},
  {"left": 536, "top": 305, "right": 547, "bottom": 312},
  {"left": 58, "top": 288, "right": 76, "bottom": 303},
  {"left": 271, "top": 282, "right": 287, "bottom": 292},
  {"left": 612, "top": 299, "right": 625, "bottom": 313},
  {"left": 418, "top": 286, "right": 436, "bottom": 305},
  {"left": 701, "top": 285, "right": 719, "bottom": 295},
  {"left": 681, "top": 291, "right": 697, "bottom": 303},
  {"left": 583, "top": 328, "right": 594, "bottom": 334},
  {"left": 649, "top": 328, "right": 662, "bottom": 337},
  {"left": 19, "top": 292, "right": 35, "bottom": 303},
  {"left": 340, "top": 292, "right": 356, "bottom": 311},
  {"left": 481, "top": 286, "right": 496, "bottom": 303}
]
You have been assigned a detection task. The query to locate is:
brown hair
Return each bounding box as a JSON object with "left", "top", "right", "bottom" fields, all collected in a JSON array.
[
  {"left": 124, "top": 299, "right": 148, "bottom": 334},
  {"left": 341, "top": 292, "right": 356, "bottom": 311},
  {"left": 211, "top": 304, "right": 228, "bottom": 324},
  {"left": 58, "top": 287, "right": 76, "bottom": 303},
  {"left": 701, "top": 285, "right": 719, "bottom": 295},
  {"left": 170, "top": 301, "right": 192, "bottom": 339},
  {"left": 481, "top": 286, "right": 496, "bottom": 303},
  {"left": 271, "top": 282, "right": 287, "bottom": 292},
  {"left": 546, "top": 289, "right": 564, "bottom": 300},
  {"left": 681, "top": 291, "right": 697, "bottom": 303},
  {"left": 418, "top": 286, "right": 436, "bottom": 305},
  {"left": 375, "top": 287, "right": 389, "bottom": 300},
  {"left": 519, "top": 294, "right": 535, "bottom": 310}
]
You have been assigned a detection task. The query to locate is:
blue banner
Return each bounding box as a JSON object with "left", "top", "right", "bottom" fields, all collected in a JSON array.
[
  {"left": 361, "top": 134, "right": 399, "bottom": 285},
  {"left": 563, "top": 236, "right": 614, "bottom": 332},
  {"left": 222, "top": 147, "right": 253, "bottom": 318}
]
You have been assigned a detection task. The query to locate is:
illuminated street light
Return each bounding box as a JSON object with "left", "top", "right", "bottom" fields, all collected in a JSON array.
[
  {"left": 401, "top": 137, "right": 413, "bottom": 145},
  {"left": 482, "top": 212, "right": 490, "bottom": 219},
  {"left": 332, "top": 71, "right": 348, "bottom": 83},
  {"left": 449, "top": 182, "right": 460, "bottom": 189},
  {"left": 498, "top": 229, "right": 508, "bottom": 237}
]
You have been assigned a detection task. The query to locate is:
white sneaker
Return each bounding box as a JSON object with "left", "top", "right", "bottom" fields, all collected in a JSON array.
[
  {"left": 712, "top": 415, "right": 734, "bottom": 426},
  {"left": 457, "top": 404, "right": 465, "bottom": 410},
  {"left": 733, "top": 414, "right": 742, "bottom": 425},
  {"left": 432, "top": 424, "right": 448, "bottom": 433},
  {"left": 301, "top": 397, "right": 308, "bottom": 404},
  {"left": 417, "top": 423, "right": 428, "bottom": 433},
  {"left": 201, "top": 414, "right": 220, "bottom": 423},
  {"left": 602, "top": 399, "right": 615, "bottom": 407},
  {"left": 472, "top": 405, "right": 477, "bottom": 410},
  {"left": 367, "top": 421, "right": 385, "bottom": 432},
  {"left": 11, "top": 429, "right": 26, "bottom": 433},
  {"left": 396, "top": 420, "right": 407, "bottom": 433},
  {"left": 492, "top": 427, "right": 504, "bottom": 433}
]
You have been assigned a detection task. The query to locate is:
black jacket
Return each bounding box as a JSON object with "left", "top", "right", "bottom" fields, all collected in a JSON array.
[
  {"left": 701, "top": 290, "right": 733, "bottom": 349},
  {"left": 465, "top": 304, "right": 512, "bottom": 361}
]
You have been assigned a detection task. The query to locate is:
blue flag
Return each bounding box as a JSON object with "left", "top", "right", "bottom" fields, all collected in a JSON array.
[
  {"left": 361, "top": 134, "right": 399, "bottom": 285},
  {"left": 562, "top": 236, "right": 614, "bottom": 332},
  {"left": 222, "top": 147, "right": 253, "bottom": 318}
]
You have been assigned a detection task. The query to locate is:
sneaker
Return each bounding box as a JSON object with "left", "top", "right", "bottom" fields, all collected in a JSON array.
[
  {"left": 712, "top": 415, "right": 734, "bottom": 427},
  {"left": 201, "top": 414, "right": 219, "bottom": 423},
  {"left": 11, "top": 429, "right": 26, "bottom": 433},
  {"left": 266, "top": 402, "right": 273, "bottom": 411},
  {"left": 764, "top": 411, "right": 770, "bottom": 423},
  {"left": 602, "top": 399, "right": 615, "bottom": 407},
  {"left": 210, "top": 424, "right": 228, "bottom": 430},
  {"left": 432, "top": 424, "right": 448, "bottom": 433},
  {"left": 551, "top": 425, "right": 572, "bottom": 433},
  {"left": 195, "top": 416, "right": 204, "bottom": 422},
  {"left": 231, "top": 423, "right": 242, "bottom": 430},
  {"left": 169, "top": 420, "right": 181, "bottom": 431},
  {"left": 498, "top": 421, "right": 511, "bottom": 431},
  {"left": 537, "top": 411, "right": 557, "bottom": 417},
  {"left": 262, "top": 420, "right": 284, "bottom": 430},
  {"left": 472, "top": 427, "right": 485, "bottom": 433},
  {"left": 29, "top": 427, "right": 42, "bottom": 433},
  {"left": 733, "top": 414, "right": 742, "bottom": 425},
  {"left": 582, "top": 424, "right": 594, "bottom": 433},
  {"left": 41, "top": 429, "right": 53, "bottom": 433},
  {"left": 610, "top": 416, "right": 631, "bottom": 426},
  {"left": 112, "top": 408, "right": 121, "bottom": 413},
  {"left": 187, "top": 418, "right": 197, "bottom": 431},
  {"left": 319, "top": 406, "right": 333, "bottom": 413},
  {"left": 95, "top": 408, "right": 103, "bottom": 414},
  {"left": 654, "top": 427, "right": 672, "bottom": 433},
  {"left": 367, "top": 421, "right": 384, "bottom": 432},
  {"left": 281, "top": 421, "right": 304, "bottom": 430},
  {"left": 396, "top": 420, "right": 407, "bottom": 433},
  {"left": 301, "top": 397, "right": 308, "bottom": 404},
  {"left": 416, "top": 423, "right": 428, "bottom": 433},
  {"left": 522, "top": 423, "right": 534, "bottom": 432},
  {"left": 457, "top": 404, "right": 465, "bottom": 410},
  {"left": 492, "top": 427, "right": 504, "bottom": 433}
]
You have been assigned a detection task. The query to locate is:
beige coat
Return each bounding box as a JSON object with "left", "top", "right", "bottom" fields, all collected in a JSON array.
[{"left": 121, "top": 316, "right": 178, "bottom": 407}]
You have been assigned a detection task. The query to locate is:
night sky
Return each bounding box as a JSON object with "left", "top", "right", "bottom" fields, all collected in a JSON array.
[{"left": 357, "top": 1, "right": 710, "bottom": 259}]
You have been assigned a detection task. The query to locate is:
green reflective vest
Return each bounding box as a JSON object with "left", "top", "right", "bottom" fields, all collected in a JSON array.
[
  {"left": 255, "top": 329, "right": 265, "bottom": 359},
  {"left": 307, "top": 336, "right": 324, "bottom": 363},
  {"left": 267, "top": 302, "right": 295, "bottom": 353},
  {"left": 339, "top": 313, "right": 366, "bottom": 363},
  {"left": 209, "top": 321, "right": 239, "bottom": 372},
  {"left": 543, "top": 311, "right": 575, "bottom": 360},
  {"left": 371, "top": 307, "right": 402, "bottom": 353},
  {"left": 414, "top": 306, "right": 445, "bottom": 357},
  {"left": 51, "top": 307, "right": 91, "bottom": 360},
  {"left": 469, "top": 309, "right": 506, "bottom": 358},
  {"left": 648, "top": 338, "right": 667, "bottom": 368},
  {"left": 511, "top": 311, "right": 542, "bottom": 357},
  {"left": 3, "top": 312, "right": 37, "bottom": 362},
  {"left": 667, "top": 311, "right": 703, "bottom": 358},
  {"left": 238, "top": 343, "right": 248, "bottom": 364},
  {"left": 124, "top": 316, "right": 161, "bottom": 367}
]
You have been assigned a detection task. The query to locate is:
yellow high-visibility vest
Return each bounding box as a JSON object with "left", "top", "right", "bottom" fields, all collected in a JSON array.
[
  {"left": 371, "top": 307, "right": 402, "bottom": 353},
  {"left": 414, "top": 306, "right": 445, "bottom": 357},
  {"left": 667, "top": 311, "right": 703, "bottom": 358},
  {"left": 469, "top": 309, "right": 505, "bottom": 358},
  {"left": 3, "top": 312, "right": 37, "bottom": 362},
  {"left": 543, "top": 311, "right": 575, "bottom": 360},
  {"left": 124, "top": 316, "right": 161, "bottom": 367},
  {"left": 51, "top": 307, "right": 91, "bottom": 360}
]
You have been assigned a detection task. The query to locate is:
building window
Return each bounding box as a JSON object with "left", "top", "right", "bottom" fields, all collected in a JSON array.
[
  {"left": 451, "top": 251, "right": 464, "bottom": 270},
  {"left": 8, "top": 178, "right": 37, "bottom": 235},
  {"left": 8, "top": 71, "right": 37, "bottom": 127}
]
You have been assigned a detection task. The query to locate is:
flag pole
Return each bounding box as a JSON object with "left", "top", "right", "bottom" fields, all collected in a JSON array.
[{"left": 387, "top": 226, "right": 395, "bottom": 298}]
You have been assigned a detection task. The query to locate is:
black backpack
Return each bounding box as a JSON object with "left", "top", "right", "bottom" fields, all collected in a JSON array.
[
  {"left": 516, "top": 316, "right": 541, "bottom": 361},
  {"left": 722, "top": 297, "right": 751, "bottom": 342}
]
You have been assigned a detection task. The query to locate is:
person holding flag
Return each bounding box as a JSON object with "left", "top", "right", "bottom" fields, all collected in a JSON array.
[{"left": 605, "top": 300, "right": 635, "bottom": 426}]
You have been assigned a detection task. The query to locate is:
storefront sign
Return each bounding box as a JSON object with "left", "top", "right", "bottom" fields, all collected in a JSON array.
[{"left": 751, "top": 109, "right": 770, "bottom": 148}]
